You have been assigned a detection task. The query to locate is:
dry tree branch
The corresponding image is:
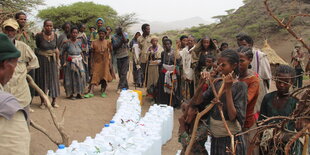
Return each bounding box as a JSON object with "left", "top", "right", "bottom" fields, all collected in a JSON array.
[
  {"left": 26, "top": 74, "right": 70, "bottom": 146},
  {"left": 285, "top": 124, "right": 310, "bottom": 155},
  {"left": 184, "top": 102, "right": 216, "bottom": 155},
  {"left": 264, "top": 0, "right": 310, "bottom": 53},
  {"left": 30, "top": 120, "right": 60, "bottom": 144},
  {"left": 218, "top": 105, "right": 235, "bottom": 155},
  {"left": 185, "top": 75, "right": 225, "bottom": 155}
]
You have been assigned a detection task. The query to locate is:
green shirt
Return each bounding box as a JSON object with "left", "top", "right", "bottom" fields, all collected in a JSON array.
[{"left": 16, "top": 28, "right": 36, "bottom": 50}]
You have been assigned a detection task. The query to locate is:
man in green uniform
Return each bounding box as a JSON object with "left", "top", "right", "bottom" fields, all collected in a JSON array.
[{"left": 0, "top": 33, "right": 30, "bottom": 155}]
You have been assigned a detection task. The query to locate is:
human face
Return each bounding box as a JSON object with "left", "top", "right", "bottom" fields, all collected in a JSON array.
[
  {"left": 71, "top": 29, "right": 78, "bottom": 40},
  {"left": 188, "top": 37, "right": 195, "bottom": 48},
  {"left": 181, "top": 38, "right": 188, "bottom": 48},
  {"left": 238, "top": 53, "right": 252, "bottom": 74},
  {"left": 90, "top": 27, "right": 95, "bottom": 33},
  {"left": 221, "top": 45, "right": 228, "bottom": 51},
  {"left": 98, "top": 31, "right": 106, "bottom": 40},
  {"left": 0, "top": 58, "right": 18, "bottom": 85},
  {"left": 143, "top": 26, "right": 150, "bottom": 35},
  {"left": 64, "top": 24, "right": 70, "bottom": 33},
  {"left": 205, "top": 58, "right": 214, "bottom": 68},
  {"left": 151, "top": 39, "right": 158, "bottom": 47},
  {"left": 239, "top": 40, "right": 251, "bottom": 48},
  {"left": 16, "top": 14, "right": 27, "bottom": 28},
  {"left": 106, "top": 27, "right": 112, "bottom": 34},
  {"left": 116, "top": 28, "right": 122, "bottom": 35},
  {"left": 202, "top": 39, "right": 210, "bottom": 49},
  {"left": 217, "top": 57, "right": 236, "bottom": 76},
  {"left": 164, "top": 41, "right": 172, "bottom": 51},
  {"left": 3, "top": 26, "right": 17, "bottom": 39},
  {"left": 44, "top": 21, "right": 53, "bottom": 34},
  {"left": 213, "top": 39, "right": 218, "bottom": 45},
  {"left": 97, "top": 20, "right": 103, "bottom": 28},
  {"left": 135, "top": 32, "right": 141, "bottom": 39},
  {"left": 275, "top": 73, "right": 292, "bottom": 95},
  {"left": 79, "top": 25, "right": 86, "bottom": 33}
]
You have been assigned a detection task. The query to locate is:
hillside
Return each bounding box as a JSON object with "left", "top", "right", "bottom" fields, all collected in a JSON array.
[
  {"left": 158, "top": 0, "right": 310, "bottom": 62},
  {"left": 129, "top": 16, "right": 210, "bottom": 33}
]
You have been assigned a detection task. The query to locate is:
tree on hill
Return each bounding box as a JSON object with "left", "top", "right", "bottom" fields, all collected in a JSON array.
[
  {"left": 38, "top": 2, "right": 118, "bottom": 29},
  {"left": 116, "top": 13, "right": 139, "bottom": 31},
  {"left": 0, "top": 0, "right": 44, "bottom": 24},
  {"left": 37, "top": 2, "right": 138, "bottom": 31}
]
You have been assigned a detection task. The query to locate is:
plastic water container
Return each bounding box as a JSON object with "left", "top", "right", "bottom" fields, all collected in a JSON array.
[
  {"left": 133, "top": 90, "right": 143, "bottom": 105},
  {"left": 100, "top": 124, "right": 110, "bottom": 136},
  {"left": 79, "top": 136, "right": 97, "bottom": 154},
  {"left": 205, "top": 136, "right": 211, "bottom": 153},
  {"left": 67, "top": 140, "right": 79, "bottom": 153},
  {"left": 46, "top": 150, "right": 55, "bottom": 155},
  {"left": 55, "top": 144, "right": 67, "bottom": 155}
]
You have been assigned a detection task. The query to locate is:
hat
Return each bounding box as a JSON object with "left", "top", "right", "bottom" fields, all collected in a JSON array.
[
  {"left": 2, "top": 18, "right": 19, "bottom": 30},
  {"left": 0, "top": 33, "right": 21, "bottom": 62},
  {"left": 151, "top": 36, "right": 159, "bottom": 41},
  {"left": 96, "top": 18, "right": 104, "bottom": 24}
]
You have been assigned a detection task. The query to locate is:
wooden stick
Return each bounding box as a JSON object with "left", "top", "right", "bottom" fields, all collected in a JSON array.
[
  {"left": 302, "top": 129, "right": 309, "bottom": 155},
  {"left": 169, "top": 51, "right": 178, "bottom": 106},
  {"left": 284, "top": 124, "right": 310, "bottom": 155},
  {"left": 30, "top": 120, "right": 60, "bottom": 145},
  {"left": 26, "top": 75, "right": 70, "bottom": 146},
  {"left": 264, "top": 0, "right": 310, "bottom": 53},
  {"left": 218, "top": 105, "right": 235, "bottom": 155},
  {"left": 185, "top": 102, "right": 216, "bottom": 155},
  {"left": 185, "top": 75, "right": 225, "bottom": 154}
]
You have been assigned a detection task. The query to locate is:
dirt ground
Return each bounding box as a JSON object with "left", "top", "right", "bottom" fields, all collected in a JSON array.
[
  {"left": 29, "top": 75, "right": 309, "bottom": 155},
  {"left": 29, "top": 76, "right": 182, "bottom": 155}
]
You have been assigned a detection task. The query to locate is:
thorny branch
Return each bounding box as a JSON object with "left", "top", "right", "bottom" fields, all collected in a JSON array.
[{"left": 264, "top": 0, "right": 310, "bottom": 53}]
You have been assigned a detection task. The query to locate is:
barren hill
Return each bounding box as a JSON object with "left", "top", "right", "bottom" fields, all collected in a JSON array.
[{"left": 159, "top": 0, "right": 310, "bottom": 62}]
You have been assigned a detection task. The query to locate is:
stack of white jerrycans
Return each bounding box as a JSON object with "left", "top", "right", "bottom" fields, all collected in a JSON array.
[{"left": 47, "top": 89, "right": 174, "bottom": 155}]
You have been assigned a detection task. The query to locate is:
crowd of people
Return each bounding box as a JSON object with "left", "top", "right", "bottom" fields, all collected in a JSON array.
[{"left": 0, "top": 11, "right": 308, "bottom": 155}]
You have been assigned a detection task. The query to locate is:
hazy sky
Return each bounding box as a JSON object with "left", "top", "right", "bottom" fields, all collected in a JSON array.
[{"left": 38, "top": 0, "right": 244, "bottom": 22}]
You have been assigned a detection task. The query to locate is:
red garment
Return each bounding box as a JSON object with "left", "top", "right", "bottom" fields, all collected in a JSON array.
[{"left": 240, "top": 74, "right": 260, "bottom": 128}]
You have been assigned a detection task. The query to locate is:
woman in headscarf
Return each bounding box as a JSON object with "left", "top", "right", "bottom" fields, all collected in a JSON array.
[
  {"left": 35, "top": 19, "right": 60, "bottom": 108},
  {"left": 130, "top": 32, "right": 142, "bottom": 87},
  {"left": 146, "top": 36, "right": 164, "bottom": 101},
  {"left": 90, "top": 18, "right": 104, "bottom": 42},
  {"left": 157, "top": 39, "right": 182, "bottom": 107},
  {"left": 84, "top": 27, "right": 113, "bottom": 98},
  {"left": 190, "top": 36, "right": 217, "bottom": 89},
  {"left": 62, "top": 27, "right": 86, "bottom": 100}
]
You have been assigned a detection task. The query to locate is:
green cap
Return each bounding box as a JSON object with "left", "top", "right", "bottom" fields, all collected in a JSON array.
[{"left": 0, "top": 33, "right": 21, "bottom": 62}]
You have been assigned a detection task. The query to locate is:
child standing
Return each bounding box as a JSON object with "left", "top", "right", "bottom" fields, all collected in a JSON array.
[
  {"left": 237, "top": 46, "right": 260, "bottom": 154},
  {"left": 259, "top": 65, "right": 302, "bottom": 155},
  {"left": 190, "top": 49, "right": 247, "bottom": 155}
]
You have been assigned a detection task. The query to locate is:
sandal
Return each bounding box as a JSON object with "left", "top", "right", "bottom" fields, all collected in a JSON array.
[
  {"left": 84, "top": 93, "right": 94, "bottom": 98},
  {"left": 52, "top": 102, "right": 59, "bottom": 108},
  {"left": 40, "top": 104, "right": 46, "bottom": 109},
  {"left": 76, "top": 94, "right": 84, "bottom": 99},
  {"left": 68, "top": 95, "right": 76, "bottom": 100},
  {"left": 101, "top": 92, "right": 107, "bottom": 98}
]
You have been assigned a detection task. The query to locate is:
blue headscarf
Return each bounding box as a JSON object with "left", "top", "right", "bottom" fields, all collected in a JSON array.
[{"left": 96, "top": 18, "right": 104, "bottom": 24}]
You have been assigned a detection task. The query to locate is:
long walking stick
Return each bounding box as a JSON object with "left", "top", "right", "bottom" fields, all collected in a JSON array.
[
  {"left": 144, "top": 53, "right": 150, "bottom": 88},
  {"left": 185, "top": 75, "right": 225, "bottom": 155},
  {"left": 169, "top": 51, "right": 178, "bottom": 106}
]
